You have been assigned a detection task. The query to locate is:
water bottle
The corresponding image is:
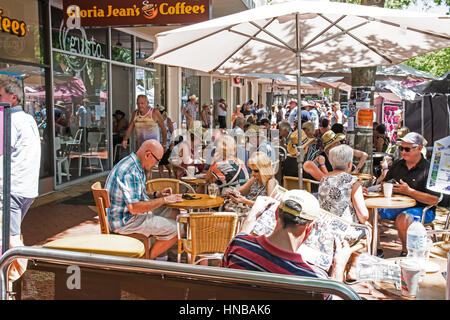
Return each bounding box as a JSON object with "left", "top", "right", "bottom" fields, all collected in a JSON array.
[{"left": 406, "top": 216, "right": 428, "bottom": 265}]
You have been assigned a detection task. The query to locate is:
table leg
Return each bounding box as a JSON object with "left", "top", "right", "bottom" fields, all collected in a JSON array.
[{"left": 372, "top": 208, "right": 378, "bottom": 256}]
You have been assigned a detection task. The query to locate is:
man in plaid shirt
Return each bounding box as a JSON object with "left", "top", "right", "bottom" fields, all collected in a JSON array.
[{"left": 105, "top": 139, "right": 182, "bottom": 259}]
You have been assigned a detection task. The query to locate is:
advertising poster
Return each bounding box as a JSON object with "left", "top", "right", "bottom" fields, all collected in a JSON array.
[
  {"left": 427, "top": 135, "right": 450, "bottom": 195},
  {"left": 347, "top": 86, "right": 374, "bottom": 132},
  {"left": 356, "top": 108, "right": 373, "bottom": 128},
  {"left": 382, "top": 103, "right": 403, "bottom": 138}
]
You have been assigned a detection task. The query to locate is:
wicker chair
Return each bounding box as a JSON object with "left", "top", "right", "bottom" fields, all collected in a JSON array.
[
  {"left": 283, "top": 176, "right": 320, "bottom": 193},
  {"left": 177, "top": 212, "right": 238, "bottom": 264},
  {"left": 91, "top": 182, "right": 151, "bottom": 259},
  {"left": 146, "top": 178, "right": 196, "bottom": 194}
]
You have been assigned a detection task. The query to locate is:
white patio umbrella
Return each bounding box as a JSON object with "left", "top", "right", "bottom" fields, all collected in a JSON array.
[{"left": 146, "top": 0, "right": 450, "bottom": 188}]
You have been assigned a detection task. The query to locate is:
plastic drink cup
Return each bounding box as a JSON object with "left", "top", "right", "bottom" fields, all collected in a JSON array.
[
  {"left": 187, "top": 166, "right": 196, "bottom": 178},
  {"left": 208, "top": 183, "right": 218, "bottom": 199},
  {"left": 400, "top": 259, "right": 421, "bottom": 298},
  {"left": 383, "top": 183, "right": 393, "bottom": 198}
]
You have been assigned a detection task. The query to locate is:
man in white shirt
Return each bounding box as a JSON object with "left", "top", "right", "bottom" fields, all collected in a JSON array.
[
  {"left": 217, "top": 98, "right": 227, "bottom": 129},
  {"left": 0, "top": 79, "right": 41, "bottom": 282}
]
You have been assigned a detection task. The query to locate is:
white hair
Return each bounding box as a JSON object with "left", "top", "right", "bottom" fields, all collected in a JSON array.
[{"left": 328, "top": 144, "right": 353, "bottom": 171}]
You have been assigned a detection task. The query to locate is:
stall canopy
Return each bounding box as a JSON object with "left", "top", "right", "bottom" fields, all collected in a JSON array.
[{"left": 404, "top": 73, "right": 450, "bottom": 146}]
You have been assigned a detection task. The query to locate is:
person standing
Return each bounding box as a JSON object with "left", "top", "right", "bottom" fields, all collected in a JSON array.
[
  {"left": 201, "top": 103, "right": 212, "bottom": 129},
  {"left": 183, "top": 94, "right": 198, "bottom": 130},
  {"left": 121, "top": 95, "right": 167, "bottom": 180},
  {"left": 0, "top": 79, "right": 41, "bottom": 283},
  {"left": 76, "top": 98, "right": 92, "bottom": 152},
  {"left": 217, "top": 98, "right": 227, "bottom": 129},
  {"left": 158, "top": 106, "right": 174, "bottom": 178}
]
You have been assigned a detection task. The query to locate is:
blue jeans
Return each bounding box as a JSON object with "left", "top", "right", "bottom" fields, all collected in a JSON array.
[
  {"left": 378, "top": 207, "right": 435, "bottom": 224},
  {"left": 10, "top": 194, "right": 35, "bottom": 235}
]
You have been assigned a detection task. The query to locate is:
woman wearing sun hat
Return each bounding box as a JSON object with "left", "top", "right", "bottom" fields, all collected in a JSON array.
[{"left": 281, "top": 129, "right": 315, "bottom": 179}]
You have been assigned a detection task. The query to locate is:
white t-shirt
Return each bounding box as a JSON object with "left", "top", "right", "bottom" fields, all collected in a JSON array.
[
  {"left": 217, "top": 103, "right": 227, "bottom": 117},
  {"left": 11, "top": 107, "right": 41, "bottom": 198}
]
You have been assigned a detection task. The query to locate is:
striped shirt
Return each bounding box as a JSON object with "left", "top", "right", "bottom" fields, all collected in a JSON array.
[
  {"left": 220, "top": 233, "right": 331, "bottom": 299},
  {"left": 104, "top": 153, "right": 150, "bottom": 231}
]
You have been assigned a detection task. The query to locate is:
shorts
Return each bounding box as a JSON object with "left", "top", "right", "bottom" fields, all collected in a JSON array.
[
  {"left": 378, "top": 207, "right": 435, "bottom": 224},
  {"left": 10, "top": 194, "right": 35, "bottom": 236},
  {"left": 114, "top": 211, "right": 177, "bottom": 241}
]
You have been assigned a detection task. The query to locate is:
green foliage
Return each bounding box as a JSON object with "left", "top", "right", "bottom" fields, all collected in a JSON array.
[{"left": 404, "top": 47, "right": 450, "bottom": 77}]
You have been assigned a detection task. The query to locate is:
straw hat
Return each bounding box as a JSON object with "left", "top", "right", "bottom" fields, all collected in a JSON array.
[
  {"left": 322, "top": 130, "right": 345, "bottom": 153},
  {"left": 188, "top": 94, "right": 198, "bottom": 101},
  {"left": 54, "top": 100, "right": 65, "bottom": 108},
  {"left": 287, "top": 129, "right": 314, "bottom": 155}
]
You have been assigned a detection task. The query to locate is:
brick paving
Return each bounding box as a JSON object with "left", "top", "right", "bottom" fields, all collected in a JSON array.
[{"left": 17, "top": 170, "right": 449, "bottom": 300}]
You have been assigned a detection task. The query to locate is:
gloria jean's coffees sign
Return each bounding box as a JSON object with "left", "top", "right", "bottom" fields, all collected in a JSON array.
[{"left": 63, "top": 0, "right": 211, "bottom": 26}]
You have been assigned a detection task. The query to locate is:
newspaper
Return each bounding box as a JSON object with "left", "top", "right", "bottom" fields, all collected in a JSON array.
[
  {"left": 251, "top": 197, "right": 280, "bottom": 236},
  {"left": 298, "top": 210, "right": 362, "bottom": 271}
]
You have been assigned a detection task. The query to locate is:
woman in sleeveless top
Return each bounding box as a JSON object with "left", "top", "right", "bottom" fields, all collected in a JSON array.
[
  {"left": 227, "top": 152, "right": 278, "bottom": 210},
  {"left": 313, "top": 144, "right": 370, "bottom": 245}
]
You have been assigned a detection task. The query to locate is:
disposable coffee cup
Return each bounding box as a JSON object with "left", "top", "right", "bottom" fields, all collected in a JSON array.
[
  {"left": 186, "top": 166, "right": 196, "bottom": 178},
  {"left": 400, "top": 259, "right": 421, "bottom": 298},
  {"left": 383, "top": 183, "right": 393, "bottom": 198}
]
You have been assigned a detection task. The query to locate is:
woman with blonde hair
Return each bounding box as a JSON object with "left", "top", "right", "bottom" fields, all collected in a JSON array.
[
  {"left": 229, "top": 151, "right": 278, "bottom": 208},
  {"left": 206, "top": 135, "right": 249, "bottom": 195}
]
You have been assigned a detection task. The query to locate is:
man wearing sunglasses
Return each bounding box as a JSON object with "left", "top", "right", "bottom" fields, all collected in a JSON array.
[
  {"left": 105, "top": 139, "right": 183, "bottom": 260},
  {"left": 378, "top": 132, "right": 441, "bottom": 257}
]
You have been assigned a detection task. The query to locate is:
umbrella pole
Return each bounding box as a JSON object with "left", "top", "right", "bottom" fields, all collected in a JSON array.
[{"left": 296, "top": 14, "right": 303, "bottom": 190}]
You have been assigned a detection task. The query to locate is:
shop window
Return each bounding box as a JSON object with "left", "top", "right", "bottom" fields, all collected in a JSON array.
[
  {"left": 111, "top": 29, "right": 132, "bottom": 64},
  {"left": 51, "top": 6, "right": 108, "bottom": 60},
  {"left": 136, "top": 37, "right": 154, "bottom": 68},
  {"left": 53, "top": 54, "right": 109, "bottom": 185},
  {"left": 0, "top": 63, "right": 51, "bottom": 178},
  {"left": 0, "top": 0, "right": 45, "bottom": 64}
]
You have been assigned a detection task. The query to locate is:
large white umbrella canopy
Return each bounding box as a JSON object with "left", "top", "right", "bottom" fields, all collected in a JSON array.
[
  {"left": 146, "top": 0, "right": 450, "bottom": 187},
  {"left": 147, "top": 1, "right": 450, "bottom": 75}
]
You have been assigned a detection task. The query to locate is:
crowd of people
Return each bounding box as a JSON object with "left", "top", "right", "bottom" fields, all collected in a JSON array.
[{"left": 3, "top": 75, "right": 443, "bottom": 298}]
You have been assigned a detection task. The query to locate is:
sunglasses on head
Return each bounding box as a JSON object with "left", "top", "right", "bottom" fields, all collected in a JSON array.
[{"left": 399, "top": 146, "right": 417, "bottom": 152}]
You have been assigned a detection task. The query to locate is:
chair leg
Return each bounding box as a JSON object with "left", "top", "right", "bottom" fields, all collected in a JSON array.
[{"left": 57, "top": 161, "right": 62, "bottom": 185}]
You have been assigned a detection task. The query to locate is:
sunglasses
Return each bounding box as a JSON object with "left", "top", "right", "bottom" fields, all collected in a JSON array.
[
  {"left": 150, "top": 151, "right": 161, "bottom": 163},
  {"left": 250, "top": 168, "right": 259, "bottom": 173},
  {"left": 399, "top": 146, "right": 417, "bottom": 152}
]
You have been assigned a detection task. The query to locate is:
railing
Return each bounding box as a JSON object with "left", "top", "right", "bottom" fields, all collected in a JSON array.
[{"left": 0, "top": 246, "right": 361, "bottom": 300}]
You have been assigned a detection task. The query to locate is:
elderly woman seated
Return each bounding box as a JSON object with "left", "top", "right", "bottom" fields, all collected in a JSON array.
[
  {"left": 206, "top": 135, "right": 249, "bottom": 195},
  {"left": 303, "top": 144, "right": 371, "bottom": 244},
  {"left": 227, "top": 152, "right": 278, "bottom": 210}
]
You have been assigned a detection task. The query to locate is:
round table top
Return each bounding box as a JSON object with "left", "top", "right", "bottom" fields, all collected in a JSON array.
[
  {"left": 165, "top": 193, "right": 224, "bottom": 210},
  {"left": 364, "top": 195, "right": 416, "bottom": 209},
  {"left": 181, "top": 177, "right": 207, "bottom": 185},
  {"left": 43, "top": 234, "right": 145, "bottom": 258},
  {"left": 373, "top": 257, "right": 447, "bottom": 300},
  {"left": 352, "top": 173, "right": 373, "bottom": 181}
]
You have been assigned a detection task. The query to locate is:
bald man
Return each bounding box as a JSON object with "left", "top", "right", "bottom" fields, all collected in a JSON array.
[{"left": 105, "top": 139, "right": 182, "bottom": 260}]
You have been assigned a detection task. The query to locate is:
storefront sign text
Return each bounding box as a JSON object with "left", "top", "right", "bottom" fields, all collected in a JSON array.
[
  {"left": 0, "top": 9, "right": 27, "bottom": 37},
  {"left": 63, "top": 0, "right": 210, "bottom": 27}
]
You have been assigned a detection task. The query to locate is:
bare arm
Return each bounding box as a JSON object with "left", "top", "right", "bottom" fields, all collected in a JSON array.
[
  {"left": 394, "top": 179, "right": 440, "bottom": 206},
  {"left": 352, "top": 149, "right": 368, "bottom": 173},
  {"left": 122, "top": 110, "right": 137, "bottom": 148},
  {"left": 127, "top": 198, "right": 166, "bottom": 215},
  {"left": 303, "top": 160, "right": 326, "bottom": 181},
  {"left": 238, "top": 177, "right": 255, "bottom": 196},
  {"left": 351, "top": 181, "right": 370, "bottom": 226},
  {"left": 153, "top": 109, "right": 167, "bottom": 149}
]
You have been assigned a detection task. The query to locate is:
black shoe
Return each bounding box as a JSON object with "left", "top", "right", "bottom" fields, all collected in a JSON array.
[
  {"left": 376, "top": 249, "right": 384, "bottom": 258},
  {"left": 400, "top": 251, "right": 407, "bottom": 257}
]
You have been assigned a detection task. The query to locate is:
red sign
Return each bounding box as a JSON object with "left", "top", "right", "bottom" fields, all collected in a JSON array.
[{"left": 63, "top": 0, "right": 211, "bottom": 27}]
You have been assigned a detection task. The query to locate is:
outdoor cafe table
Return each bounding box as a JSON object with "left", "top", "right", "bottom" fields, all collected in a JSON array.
[
  {"left": 165, "top": 193, "right": 224, "bottom": 212},
  {"left": 364, "top": 194, "right": 416, "bottom": 256},
  {"left": 352, "top": 173, "right": 373, "bottom": 181},
  {"left": 372, "top": 256, "right": 447, "bottom": 300}
]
